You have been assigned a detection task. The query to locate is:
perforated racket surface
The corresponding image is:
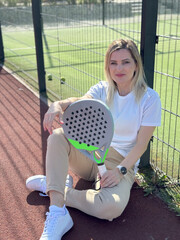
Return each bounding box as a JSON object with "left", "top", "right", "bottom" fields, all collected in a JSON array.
[{"left": 62, "top": 99, "right": 114, "bottom": 176}]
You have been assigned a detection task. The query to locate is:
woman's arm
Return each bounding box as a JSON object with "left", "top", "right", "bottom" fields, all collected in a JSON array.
[
  {"left": 100, "top": 126, "right": 156, "bottom": 188},
  {"left": 59, "top": 95, "right": 93, "bottom": 112},
  {"left": 119, "top": 126, "right": 156, "bottom": 171},
  {"left": 43, "top": 95, "right": 92, "bottom": 134}
]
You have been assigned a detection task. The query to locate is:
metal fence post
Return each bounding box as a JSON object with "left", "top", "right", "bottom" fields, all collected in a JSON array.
[
  {"left": 0, "top": 22, "right": 4, "bottom": 65},
  {"left": 140, "top": 0, "right": 158, "bottom": 167},
  {"left": 31, "top": 0, "right": 46, "bottom": 94},
  {"left": 102, "top": 0, "right": 105, "bottom": 25}
]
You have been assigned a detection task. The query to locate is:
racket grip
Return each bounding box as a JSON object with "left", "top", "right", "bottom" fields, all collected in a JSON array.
[{"left": 98, "top": 164, "right": 107, "bottom": 177}]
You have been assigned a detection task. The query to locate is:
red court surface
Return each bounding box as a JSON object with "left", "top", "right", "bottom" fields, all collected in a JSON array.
[{"left": 0, "top": 66, "right": 179, "bottom": 240}]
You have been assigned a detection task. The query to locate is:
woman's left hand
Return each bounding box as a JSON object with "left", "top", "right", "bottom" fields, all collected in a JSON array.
[{"left": 100, "top": 168, "right": 123, "bottom": 188}]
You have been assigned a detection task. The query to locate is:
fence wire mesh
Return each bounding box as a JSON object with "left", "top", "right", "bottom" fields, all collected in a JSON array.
[
  {"left": 40, "top": 1, "right": 142, "bottom": 99},
  {"left": 152, "top": 0, "right": 180, "bottom": 183},
  {"left": 0, "top": 6, "right": 38, "bottom": 89}
]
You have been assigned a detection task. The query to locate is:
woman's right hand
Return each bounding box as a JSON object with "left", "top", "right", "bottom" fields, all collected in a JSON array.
[{"left": 43, "top": 101, "right": 64, "bottom": 135}]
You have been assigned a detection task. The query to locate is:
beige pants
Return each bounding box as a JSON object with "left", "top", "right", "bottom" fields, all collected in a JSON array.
[{"left": 46, "top": 128, "right": 135, "bottom": 221}]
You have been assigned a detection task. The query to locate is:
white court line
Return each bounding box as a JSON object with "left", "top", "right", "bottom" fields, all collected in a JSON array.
[
  {"left": 10, "top": 39, "right": 111, "bottom": 51},
  {"left": 11, "top": 46, "right": 36, "bottom": 51}
]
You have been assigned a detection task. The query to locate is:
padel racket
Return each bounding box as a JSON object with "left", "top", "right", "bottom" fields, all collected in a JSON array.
[{"left": 62, "top": 99, "right": 114, "bottom": 177}]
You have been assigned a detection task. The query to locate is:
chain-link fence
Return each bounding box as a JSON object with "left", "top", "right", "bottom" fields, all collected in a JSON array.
[
  {"left": 35, "top": 1, "right": 142, "bottom": 100},
  {"left": 0, "top": 6, "right": 39, "bottom": 89},
  {"left": 152, "top": 0, "right": 180, "bottom": 181}
]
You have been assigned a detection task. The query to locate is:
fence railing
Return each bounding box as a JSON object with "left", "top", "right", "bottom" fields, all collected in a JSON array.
[{"left": 0, "top": 0, "right": 179, "bottom": 186}]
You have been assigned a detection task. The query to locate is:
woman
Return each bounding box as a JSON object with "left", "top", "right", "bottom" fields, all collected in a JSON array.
[{"left": 26, "top": 39, "right": 161, "bottom": 240}]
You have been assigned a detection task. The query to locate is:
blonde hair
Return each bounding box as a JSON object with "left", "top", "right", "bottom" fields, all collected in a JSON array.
[{"left": 104, "top": 39, "right": 147, "bottom": 106}]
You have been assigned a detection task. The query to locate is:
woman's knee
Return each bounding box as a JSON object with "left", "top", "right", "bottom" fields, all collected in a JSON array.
[
  {"left": 93, "top": 189, "right": 130, "bottom": 221},
  {"left": 47, "top": 128, "right": 69, "bottom": 147},
  {"left": 95, "top": 201, "right": 125, "bottom": 221}
]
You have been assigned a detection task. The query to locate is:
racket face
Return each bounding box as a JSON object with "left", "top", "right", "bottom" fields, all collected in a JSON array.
[{"left": 62, "top": 99, "right": 114, "bottom": 163}]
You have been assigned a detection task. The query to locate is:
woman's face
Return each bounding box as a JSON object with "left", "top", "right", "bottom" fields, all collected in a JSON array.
[{"left": 109, "top": 49, "right": 137, "bottom": 91}]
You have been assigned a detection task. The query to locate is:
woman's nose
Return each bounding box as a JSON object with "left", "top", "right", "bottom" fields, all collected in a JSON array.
[{"left": 116, "top": 64, "right": 123, "bottom": 71}]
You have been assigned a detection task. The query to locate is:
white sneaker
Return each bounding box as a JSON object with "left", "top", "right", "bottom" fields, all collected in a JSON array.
[
  {"left": 26, "top": 175, "right": 46, "bottom": 194},
  {"left": 26, "top": 175, "right": 73, "bottom": 194},
  {"left": 40, "top": 207, "right": 73, "bottom": 240}
]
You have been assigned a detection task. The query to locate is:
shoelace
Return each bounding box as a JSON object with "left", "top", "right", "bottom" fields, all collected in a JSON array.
[{"left": 43, "top": 212, "right": 59, "bottom": 235}]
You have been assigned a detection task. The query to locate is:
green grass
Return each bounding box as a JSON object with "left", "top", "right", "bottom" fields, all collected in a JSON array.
[
  {"left": 137, "top": 167, "right": 180, "bottom": 215},
  {"left": 2, "top": 17, "right": 180, "bottom": 179}
]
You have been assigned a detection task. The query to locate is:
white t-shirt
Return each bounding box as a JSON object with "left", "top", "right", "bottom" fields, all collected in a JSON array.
[{"left": 86, "top": 81, "right": 161, "bottom": 172}]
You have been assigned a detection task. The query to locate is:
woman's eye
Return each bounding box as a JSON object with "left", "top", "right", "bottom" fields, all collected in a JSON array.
[{"left": 124, "top": 61, "right": 130, "bottom": 64}]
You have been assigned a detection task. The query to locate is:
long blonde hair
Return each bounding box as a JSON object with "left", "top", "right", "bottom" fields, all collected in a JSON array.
[{"left": 104, "top": 39, "right": 147, "bottom": 106}]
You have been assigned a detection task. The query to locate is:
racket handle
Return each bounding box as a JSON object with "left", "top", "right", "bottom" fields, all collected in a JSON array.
[{"left": 98, "top": 164, "right": 107, "bottom": 177}]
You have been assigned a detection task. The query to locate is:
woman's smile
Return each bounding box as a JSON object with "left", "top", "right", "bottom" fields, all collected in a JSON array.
[{"left": 115, "top": 73, "right": 125, "bottom": 77}]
